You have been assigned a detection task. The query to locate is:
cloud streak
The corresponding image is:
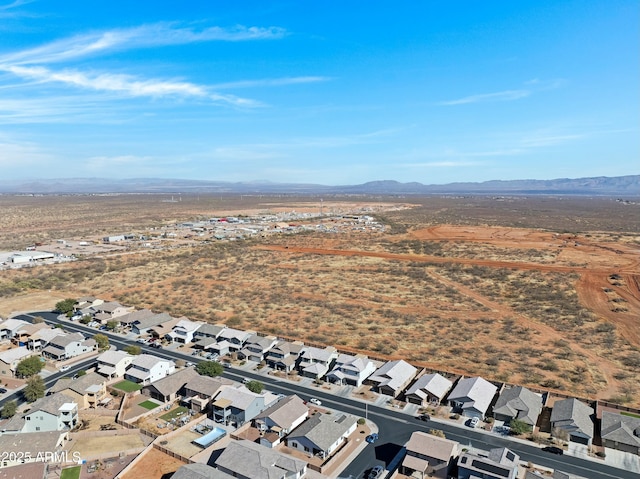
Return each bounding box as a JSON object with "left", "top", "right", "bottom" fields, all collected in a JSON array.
[
  {"left": 440, "top": 89, "right": 530, "bottom": 105},
  {"left": 1, "top": 23, "right": 287, "bottom": 65}
]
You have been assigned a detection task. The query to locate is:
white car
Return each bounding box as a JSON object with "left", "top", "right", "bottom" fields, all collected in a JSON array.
[
  {"left": 59, "top": 365, "right": 70, "bottom": 372},
  {"left": 469, "top": 417, "right": 480, "bottom": 428},
  {"left": 309, "top": 398, "right": 322, "bottom": 406}
]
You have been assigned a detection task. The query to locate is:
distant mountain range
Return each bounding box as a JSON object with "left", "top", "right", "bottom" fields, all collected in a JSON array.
[{"left": 0, "top": 175, "right": 638, "bottom": 196}]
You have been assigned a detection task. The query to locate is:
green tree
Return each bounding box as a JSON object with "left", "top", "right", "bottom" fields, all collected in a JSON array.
[
  {"left": 124, "top": 345, "right": 141, "bottom": 355},
  {"left": 55, "top": 298, "right": 76, "bottom": 315},
  {"left": 0, "top": 400, "right": 17, "bottom": 418},
  {"left": 79, "top": 315, "right": 92, "bottom": 324},
  {"left": 77, "top": 370, "right": 86, "bottom": 377},
  {"left": 106, "top": 320, "right": 119, "bottom": 331},
  {"left": 15, "top": 355, "right": 44, "bottom": 378},
  {"left": 23, "top": 375, "right": 45, "bottom": 402},
  {"left": 93, "top": 333, "right": 109, "bottom": 351},
  {"left": 195, "top": 361, "right": 223, "bottom": 377},
  {"left": 245, "top": 380, "right": 264, "bottom": 394},
  {"left": 509, "top": 419, "right": 533, "bottom": 435},
  {"left": 32, "top": 316, "right": 45, "bottom": 324}
]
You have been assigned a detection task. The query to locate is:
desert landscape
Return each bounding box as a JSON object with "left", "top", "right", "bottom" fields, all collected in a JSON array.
[{"left": 1, "top": 194, "right": 639, "bottom": 406}]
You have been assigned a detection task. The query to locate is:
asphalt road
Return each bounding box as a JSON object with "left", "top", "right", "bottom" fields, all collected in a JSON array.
[{"left": 7, "top": 311, "right": 633, "bottom": 479}]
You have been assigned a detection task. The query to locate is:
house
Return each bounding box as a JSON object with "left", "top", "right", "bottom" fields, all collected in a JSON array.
[
  {"left": 183, "top": 376, "right": 234, "bottom": 413},
  {"left": 124, "top": 354, "right": 175, "bottom": 385},
  {"left": 217, "top": 328, "right": 254, "bottom": 352},
  {"left": 212, "top": 385, "right": 278, "bottom": 427},
  {"left": 148, "top": 317, "right": 182, "bottom": 339},
  {"left": 265, "top": 340, "right": 304, "bottom": 372},
  {"left": 172, "top": 463, "right": 235, "bottom": 479},
  {"left": 254, "top": 395, "right": 309, "bottom": 445},
  {"left": 209, "top": 340, "right": 232, "bottom": 357},
  {"left": 0, "top": 462, "right": 47, "bottom": 477},
  {"left": 0, "top": 347, "right": 38, "bottom": 376},
  {"left": 2, "top": 393, "right": 78, "bottom": 434},
  {"left": 48, "top": 372, "right": 107, "bottom": 408},
  {"left": 297, "top": 346, "right": 338, "bottom": 379},
  {"left": 326, "top": 354, "right": 377, "bottom": 387},
  {"left": 400, "top": 431, "right": 459, "bottom": 479},
  {"left": 447, "top": 377, "right": 497, "bottom": 420},
  {"left": 27, "top": 327, "right": 66, "bottom": 351},
  {"left": 96, "top": 350, "right": 134, "bottom": 378},
  {"left": 367, "top": 360, "right": 418, "bottom": 397},
  {"left": 457, "top": 447, "right": 520, "bottom": 479},
  {"left": 41, "top": 333, "right": 95, "bottom": 361},
  {"left": 0, "top": 432, "right": 67, "bottom": 468},
  {"left": 286, "top": 411, "right": 358, "bottom": 459},
  {"left": 405, "top": 373, "right": 454, "bottom": 406},
  {"left": 550, "top": 398, "right": 594, "bottom": 446},
  {"left": 131, "top": 312, "right": 175, "bottom": 336},
  {"left": 215, "top": 439, "right": 307, "bottom": 479},
  {"left": 9, "top": 322, "right": 49, "bottom": 345},
  {"left": 167, "top": 319, "right": 204, "bottom": 344},
  {"left": 92, "top": 301, "right": 131, "bottom": 319},
  {"left": 142, "top": 367, "right": 199, "bottom": 403},
  {"left": 238, "top": 334, "right": 278, "bottom": 362},
  {"left": 116, "top": 308, "right": 155, "bottom": 330},
  {"left": 74, "top": 296, "right": 104, "bottom": 312},
  {"left": 493, "top": 385, "right": 543, "bottom": 426},
  {"left": 600, "top": 410, "right": 640, "bottom": 454},
  {"left": 0, "top": 318, "right": 30, "bottom": 340},
  {"left": 193, "top": 323, "right": 226, "bottom": 340}
]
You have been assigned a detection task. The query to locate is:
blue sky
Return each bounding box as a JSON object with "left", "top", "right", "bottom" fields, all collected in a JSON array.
[{"left": 0, "top": 0, "right": 638, "bottom": 185}]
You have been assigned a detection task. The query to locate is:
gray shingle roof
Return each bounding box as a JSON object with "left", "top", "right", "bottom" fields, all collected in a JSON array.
[
  {"left": 447, "top": 376, "right": 497, "bottom": 415},
  {"left": 255, "top": 395, "right": 308, "bottom": 430},
  {"left": 288, "top": 412, "right": 357, "bottom": 452},
  {"left": 600, "top": 410, "right": 640, "bottom": 447},
  {"left": 493, "top": 385, "right": 542, "bottom": 425},
  {"left": 550, "top": 398, "right": 594, "bottom": 439},
  {"left": 406, "top": 373, "right": 453, "bottom": 401},
  {"left": 172, "top": 463, "right": 235, "bottom": 479},
  {"left": 215, "top": 440, "right": 307, "bottom": 479},
  {"left": 369, "top": 360, "right": 418, "bottom": 392},
  {"left": 144, "top": 367, "right": 199, "bottom": 397}
]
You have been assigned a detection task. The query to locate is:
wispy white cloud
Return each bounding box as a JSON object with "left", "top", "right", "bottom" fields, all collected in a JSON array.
[
  {"left": 211, "top": 76, "right": 331, "bottom": 90},
  {"left": 440, "top": 89, "right": 530, "bottom": 105},
  {"left": 0, "top": 135, "right": 53, "bottom": 167},
  {"left": 1, "top": 64, "right": 260, "bottom": 106},
  {"left": 1, "top": 23, "right": 287, "bottom": 65}
]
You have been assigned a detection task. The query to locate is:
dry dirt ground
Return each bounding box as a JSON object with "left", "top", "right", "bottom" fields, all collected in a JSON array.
[
  {"left": 1, "top": 195, "right": 639, "bottom": 406},
  {"left": 119, "top": 447, "right": 187, "bottom": 479}
]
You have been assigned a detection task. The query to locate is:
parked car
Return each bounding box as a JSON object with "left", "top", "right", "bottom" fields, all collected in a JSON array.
[
  {"left": 542, "top": 446, "right": 564, "bottom": 455},
  {"left": 469, "top": 417, "right": 479, "bottom": 428},
  {"left": 309, "top": 398, "right": 322, "bottom": 406},
  {"left": 367, "top": 465, "right": 384, "bottom": 479},
  {"left": 0, "top": 387, "right": 8, "bottom": 394},
  {"left": 136, "top": 338, "right": 147, "bottom": 344},
  {"left": 59, "top": 365, "right": 70, "bottom": 372},
  {"left": 418, "top": 414, "right": 431, "bottom": 421},
  {"left": 185, "top": 362, "right": 194, "bottom": 367},
  {"left": 150, "top": 342, "right": 162, "bottom": 349},
  {"left": 366, "top": 433, "right": 379, "bottom": 444}
]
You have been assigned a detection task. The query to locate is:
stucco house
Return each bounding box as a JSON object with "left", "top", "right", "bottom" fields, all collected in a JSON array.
[
  {"left": 115, "top": 308, "right": 154, "bottom": 330},
  {"left": 2, "top": 393, "right": 78, "bottom": 434},
  {"left": 265, "top": 340, "right": 304, "bottom": 372},
  {"left": 183, "top": 376, "right": 234, "bottom": 413},
  {"left": 41, "top": 333, "right": 95, "bottom": 361},
  {"left": 48, "top": 372, "right": 107, "bottom": 409},
  {"left": 166, "top": 319, "right": 205, "bottom": 344},
  {"left": 0, "top": 318, "right": 30, "bottom": 340},
  {"left": 447, "top": 376, "right": 497, "bottom": 420},
  {"left": 457, "top": 447, "right": 520, "bottom": 479},
  {"left": 297, "top": 346, "right": 338, "bottom": 380},
  {"left": 26, "top": 326, "right": 66, "bottom": 351},
  {"left": 326, "top": 354, "right": 377, "bottom": 387},
  {"left": 238, "top": 334, "right": 279, "bottom": 362},
  {"left": 286, "top": 412, "right": 358, "bottom": 459},
  {"left": 92, "top": 301, "right": 131, "bottom": 319},
  {"left": 142, "top": 366, "right": 199, "bottom": 403},
  {"left": 0, "top": 346, "right": 38, "bottom": 376},
  {"left": 367, "top": 359, "right": 418, "bottom": 397},
  {"left": 400, "top": 431, "right": 459, "bottom": 479},
  {"left": 193, "top": 323, "right": 226, "bottom": 340},
  {"left": 405, "top": 373, "right": 454, "bottom": 406},
  {"left": 215, "top": 440, "right": 307, "bottom": 479},
  {"left": 96, "top": 350, "right": 134, "bottom": 378},
  {"left": 211, "top": 385, "right": 278, "bottom": 427},
  {"left": 216, "top": 328, "right": 254, "bottom": 352},
  {"left": 74, "top": 296, "right": 104, "bottom": 312},
  {"left": 131, "top": 312, "right": 175, "bottom": 336},
  {"left": 600, "top": 410, "right": 640, "bottom": 454},
  {"left": 124, "top": 354, "right": 175, "bottom": 385},
  {"left": 550, "top": 398, "right": 594, "bottom": 446},
  {"left": 493, "top": 385, "right": 543, "bottom": 426},
  {"left": 254, "top": 395, "right": 309, "bottom": 443}
]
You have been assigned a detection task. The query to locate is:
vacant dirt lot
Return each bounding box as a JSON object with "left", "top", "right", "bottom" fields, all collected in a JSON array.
[
  {"left": 1, "top": 194, "right": 638, "bottom": 405},
  {"left": 120, "top": 447, "right": 186, "bottom": 479}
]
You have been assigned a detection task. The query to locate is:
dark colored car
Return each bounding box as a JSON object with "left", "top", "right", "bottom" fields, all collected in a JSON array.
[
  {"left": 418, "top": 414, "right": 431, "bottom": 421},
  {"left": 366, "top": 433, "right": 379, "bottom": 444},
  {"left": 542, "top": 446, "right": 564, "bottom": 455}
]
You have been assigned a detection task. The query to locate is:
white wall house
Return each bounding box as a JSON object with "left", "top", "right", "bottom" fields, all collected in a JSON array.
[
  {"left": 41, "top": 333, "right": 95, "bottom": 361},
  {"left": 326, "top": 353, "right": 377, "bottom": 387},
  {"left": 96, "top": 350, "right": 134, "bottom": 378},
  {"left": 166, "top": 319, "right": 204, "bottom": 344},
  {"left": 124, "top": 354, "right": 175, "bottom": 385}
]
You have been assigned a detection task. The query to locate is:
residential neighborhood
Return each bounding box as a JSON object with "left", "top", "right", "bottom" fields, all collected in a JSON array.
[{"left": 0, "top": 300, "right": 638, "bottom": 479}]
